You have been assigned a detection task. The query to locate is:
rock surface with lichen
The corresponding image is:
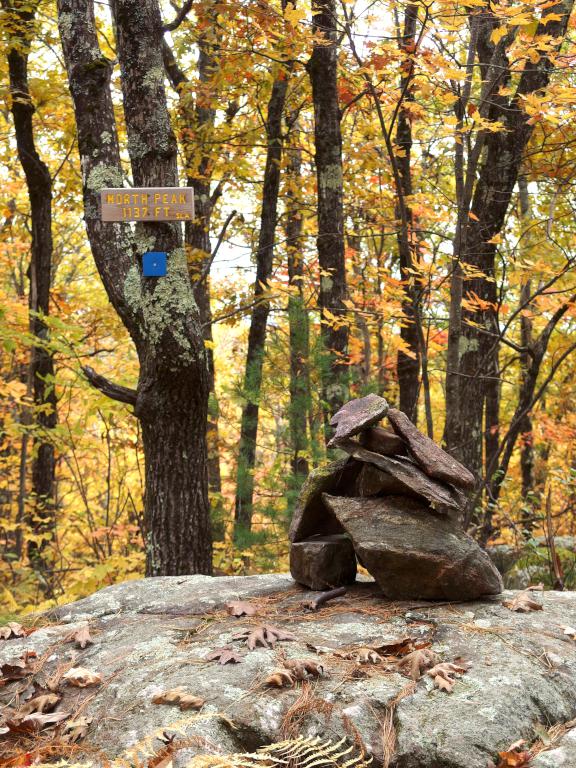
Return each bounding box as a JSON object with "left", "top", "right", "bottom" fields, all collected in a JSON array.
[{"left": 1, "top": 575, "right": 576, "bottom": 767}]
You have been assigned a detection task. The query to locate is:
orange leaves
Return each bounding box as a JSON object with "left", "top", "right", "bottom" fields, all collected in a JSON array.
[{"left": 491, "top": 741, "right": 532, "bottom": 767}]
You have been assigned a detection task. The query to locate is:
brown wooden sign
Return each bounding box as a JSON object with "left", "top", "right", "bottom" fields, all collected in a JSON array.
[{"left": 100, "top": 187, "right": 194, "bottom": 222}]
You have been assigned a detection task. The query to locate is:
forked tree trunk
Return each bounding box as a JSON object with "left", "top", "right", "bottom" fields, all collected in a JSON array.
[
  {"left": 308, "top": 0, "right": 349, "bottom": 428},
  {"left": 444, "top": 0, "right": 574, "bottom": 485},
  {"left": 58, "top": 0, "right": 212, "bottom": 575},
  {"left": 5, "top": 0, "right": 57, "bottom": 588}
]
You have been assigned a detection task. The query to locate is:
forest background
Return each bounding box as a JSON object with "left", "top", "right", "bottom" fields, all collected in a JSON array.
[{"left": 1, "top": 0, "right": 575, "bottom": 614}]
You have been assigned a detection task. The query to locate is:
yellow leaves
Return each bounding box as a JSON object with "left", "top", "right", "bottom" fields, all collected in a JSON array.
[
  {"left": 283, "top": 3, "right": 306, "bottom": 26},
  {"left": 491, "top": 26, "right": 508, "bottom": 44}
]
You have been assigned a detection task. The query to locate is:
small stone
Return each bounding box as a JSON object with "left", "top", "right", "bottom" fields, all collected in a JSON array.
[
  {"left": 387, "top": 408, "right": 475, "bottom": 489},
  {"left": 338, "top": 438, "right": 467, "bottom": 516},
  {"left": 328, "top": 394, "right": 389, "bottom": 447},
  {"left": 356, "top": 463, "right": 407, "bottom": 497},
  {"left": 323, "top": 494, "right": 503, "bottom": 600},
  {"left": 290, "top": 534, "right": 357, "bottom": 591},
  {"left": 359, "top": 426, "right": 407, "bottom": 456},
  {"left": 289, "top": 457, "right": 361, "bottom": 542}
]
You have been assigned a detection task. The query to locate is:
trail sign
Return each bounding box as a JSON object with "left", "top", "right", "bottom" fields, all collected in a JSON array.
[{"left": 100, "top": 187, "right": 194, "bottom": 222}]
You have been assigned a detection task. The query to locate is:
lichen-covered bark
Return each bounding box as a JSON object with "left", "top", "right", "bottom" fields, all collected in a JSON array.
[
  {"left": 58, "top": 0, "right": 211, "bottom": 575},
  {"left": 308, "top": 0, "right": 349, "bottom": 426},
  {"left": 5, "top": 0, "right": 57, "bottom": 588}
]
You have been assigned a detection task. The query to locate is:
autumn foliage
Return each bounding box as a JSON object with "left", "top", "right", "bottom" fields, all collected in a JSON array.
[{"left": 0, "top": 0, "right": 576, "bottom": 613}]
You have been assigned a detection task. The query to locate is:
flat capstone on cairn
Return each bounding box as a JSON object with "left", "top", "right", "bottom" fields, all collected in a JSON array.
[{"left": 289, "top": 394, "right": 503, "bottom": 600}]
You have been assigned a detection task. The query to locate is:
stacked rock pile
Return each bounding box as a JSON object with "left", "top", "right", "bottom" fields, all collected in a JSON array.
[{"left": 289, "top": 394, "right": 503, "bottom": 600}]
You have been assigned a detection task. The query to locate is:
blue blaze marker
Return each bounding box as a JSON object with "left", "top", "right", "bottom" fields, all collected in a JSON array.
[{"left": 142, "top": 251, "right": 167, "bottom": 277}]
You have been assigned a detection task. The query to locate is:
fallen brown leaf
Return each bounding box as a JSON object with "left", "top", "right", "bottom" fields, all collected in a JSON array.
[
  {"left": 427, "top": 662, "right": 469, "bottom": 693},
  {"left": 62, "top": 715, "right": 92, "bottom": 743},
  {"left": 395, "top": 649, "right": 438, "bottom": 680},
  {"left": 63, "top": 667, "right": 102, "bottom": 687},
  {"left": 66, "top": 624, "right": 93, "bottom": 649},
  {"left": 18, "top": 693, "right": 60, "bottom": 716},
  {"left": 494, "top": 740, "right": 531, "bottom": 767},
  {"left": 205, "top": 646, "right": 243, "bottom": 665},
  {"left": 234, "top": 624, "right": 296, "bottom": 650},
  {"left": 346, "top": 647, "right": 383, "bottom": 664},
  {"left": 283, "top": 659, "right": 324, "bottom": 680},
  {"left": 152, "top": 687, "right": 205, "bottom": 711},
  {"left": 0, "top": 622, "right": 26, "bottom": 640},
  {"left": 374, "top": 637, "right": 416, "bottom": 656},
  {"left": 4, "top": 710, "right": 69, "bottom": 734},
  {"left": 265, "top": 669, "right": 296, "bottom": 688},
  {"left": 226, "top": 600, "right": 257, "bottom": 617},
  {"left": 503, "top": 590, "right": 544, "bottom": 613},
  {"left": 0, "top": 651, "right": 38, "bottom": 682}
]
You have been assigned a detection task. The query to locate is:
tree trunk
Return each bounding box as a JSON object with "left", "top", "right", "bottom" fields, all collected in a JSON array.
[
  {"left": 308, "top": 0, "right": 349, "bottom": 427},
  {"left": 395, "top": 3, "right": 421, "bottom": 423},
  {"left": 234, "top": 49, "right": 291, "bottom": 534},
  {"left": 286, "top": 118, "right": 310, "bottom": 485},
  {"left": 444, "top": 0, "right": 574, "bottom": 484},
  {"left": 6, "top": 0, "right": 57, "bottom": 588},
  {"left": 58, "top": 0, "right": 212, "bottom": 575},
  {"left": 517, "top": 174, "right": 535, "bottom": 514}
]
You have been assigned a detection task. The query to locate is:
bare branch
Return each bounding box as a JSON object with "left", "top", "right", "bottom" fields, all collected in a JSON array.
[{"left": 82, "top": 366, "right": 137, "bottom": 407}]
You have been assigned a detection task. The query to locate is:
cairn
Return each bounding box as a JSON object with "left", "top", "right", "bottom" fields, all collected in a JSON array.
[{"left": 289, "top": 394, "right": 503, "bottom": 600}]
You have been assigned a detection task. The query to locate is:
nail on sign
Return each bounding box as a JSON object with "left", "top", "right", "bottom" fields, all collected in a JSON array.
[{"left": 100, "top": 187, "right": 194, "bottom": 222}]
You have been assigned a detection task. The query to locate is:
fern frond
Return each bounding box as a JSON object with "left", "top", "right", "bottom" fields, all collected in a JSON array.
[{"left": 186, "top": 735, "right": 371, "bottom": 768}]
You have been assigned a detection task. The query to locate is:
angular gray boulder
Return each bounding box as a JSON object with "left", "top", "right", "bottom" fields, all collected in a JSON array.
[
  {"left": 290, "top": 534, "right": 356, "bottom": 590},
  {"left": 323, "top": 494, "right": 503, "bottom": 600},
  {"left": 1, "top": 575, "right": 575, "bottom": 768}
]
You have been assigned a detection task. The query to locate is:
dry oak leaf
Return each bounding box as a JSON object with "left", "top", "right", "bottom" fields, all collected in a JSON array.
[
  {"left": 493, "top": 740, "right": 531, "bottom": 767},
  {"left": 395, "top": 649, "right": 438, "bottom": 680},
  {"left": 283, "top": 659, "right": 324, "bottom": 680},
  {"left": 0, "top": 622, "right": 26, "bottom": 640},
  {"left": 233, "top": 624, "right": 296, "bottom": 650},
  {"left": 63, "top": 667, "right": 102, "bottom": 688},
  {"left": 62, "top": 715, "right": 92, "bottom": 743},
  {"left": 4, "top": 710, "right": 69, "bottom": 735},
  {"left": 503, "top": 589, "right": 544, "bottom": 613},
  {"left": 374, "top": 637, "right": 416, "bottom": 657},
  {"left": 205, "top": 646, "right": 243, "bottom": 665},
  {"left": 427, "top": 662, "right": 469, "bottom": 693},
  {"left": 265, "top": 669, "right": 297, "bottom": 688},
  {"left": 66, "top": 624, "right": 93, "bottom": 649},
  {"left": 152, "top": 687, "right": 205, "bottom": 711},
  {"left": 1, "top": 650, "right": 38, "bottom": 682},
  {"left": 18, "top": 693, "right": 60, "bottom": 716},
  {"left": 347, "top": 647, "right": 383, "bottom": 664},
  {"left": 226, "top": 600, "right": 258, "bottom": 617}
]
